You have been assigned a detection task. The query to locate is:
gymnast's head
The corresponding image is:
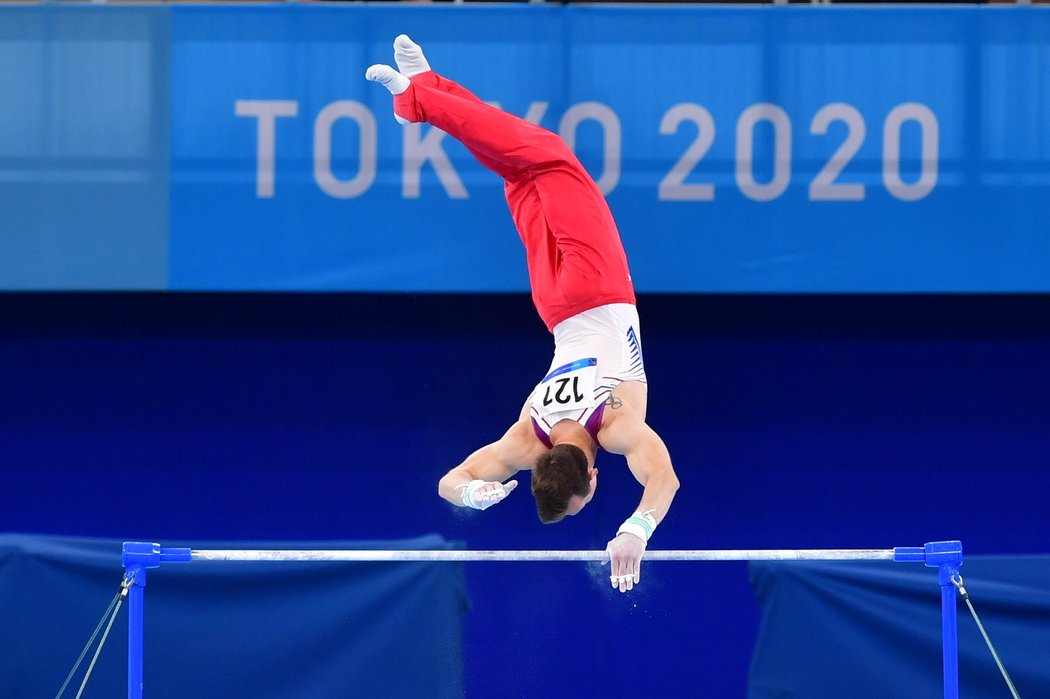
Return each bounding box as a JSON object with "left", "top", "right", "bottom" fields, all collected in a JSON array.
[{"left": 531, "top": 440, "right": 598, "bottom": 523}]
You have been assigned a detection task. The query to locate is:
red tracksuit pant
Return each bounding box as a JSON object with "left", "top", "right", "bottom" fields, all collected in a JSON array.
[{"left": 393, "top": 72, "right": 636, "bottom": 332}]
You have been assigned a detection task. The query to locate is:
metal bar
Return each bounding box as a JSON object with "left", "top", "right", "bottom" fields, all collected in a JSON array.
[{"left": 189, "top": 548, "right": 896, "bottom": 562}]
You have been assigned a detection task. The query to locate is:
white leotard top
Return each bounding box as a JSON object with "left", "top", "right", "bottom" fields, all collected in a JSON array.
[{"left": 528, "top": 303, "right": 647, "bottom": 448}]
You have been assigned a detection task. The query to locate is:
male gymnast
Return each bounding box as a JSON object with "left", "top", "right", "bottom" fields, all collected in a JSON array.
[{"left": 366, "top": 36, "right": 680, "bottom": 593}]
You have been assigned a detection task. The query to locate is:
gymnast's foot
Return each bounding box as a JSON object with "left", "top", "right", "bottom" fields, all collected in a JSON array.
[
  {"left": 393, "top": 34, "right": 431, "bottom": 78},
  {"left": 365, "top": 64, "right": 409, "bottom": 96},
  {"left": 364, "top": 64, "right": 410, "bottom": 124}
]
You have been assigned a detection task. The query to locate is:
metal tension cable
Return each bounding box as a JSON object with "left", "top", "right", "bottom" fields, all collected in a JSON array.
[
  {"left": 950, "top": 573, "right": 1021, "bottom": 699},
  {"left": 55, "top": 570, "right": 137, "bottom": 699}
]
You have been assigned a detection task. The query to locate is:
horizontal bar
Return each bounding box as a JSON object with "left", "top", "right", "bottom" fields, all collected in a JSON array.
[{"left": 190, "top": 548, "right": 896, "bottom": 562}]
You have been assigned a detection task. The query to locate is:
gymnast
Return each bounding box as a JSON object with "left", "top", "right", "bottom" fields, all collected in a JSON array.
[{"left": 366, "top": 36, "right": 680, "bottom": 593}]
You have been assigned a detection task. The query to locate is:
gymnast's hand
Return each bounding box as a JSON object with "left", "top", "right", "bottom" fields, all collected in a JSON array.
[
  {"left": 606, "top": 532, "right": 646, "bottom": 593},
  {"left": 460, "top": 479, "right": 519, "bottom": 510}
]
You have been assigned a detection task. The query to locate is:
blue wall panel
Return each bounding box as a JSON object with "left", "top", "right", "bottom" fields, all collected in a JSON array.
[
  {"left": 0, "top": 8, "right": 170, "bottom": 289},
  {"left": 2, "top": 6, "right": 1050, "bottom": 291},
  {"left": 167, "top": 6, "right": 1050, "bottom": 292},
  {"left": 750, "top": 555, "right": 1050, "bottom": 697},
  {"left": 0, "top": 534, "right": 466, "bottom": 699}
]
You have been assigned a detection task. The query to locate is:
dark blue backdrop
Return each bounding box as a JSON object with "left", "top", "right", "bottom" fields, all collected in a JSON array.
[{"left": 1, "top": 292, "right": 1048, "bottom": 697}]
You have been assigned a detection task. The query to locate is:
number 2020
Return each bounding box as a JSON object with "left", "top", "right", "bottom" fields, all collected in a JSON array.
[{"left": 658, "top": 102, "right": 938, "bottom": 203}]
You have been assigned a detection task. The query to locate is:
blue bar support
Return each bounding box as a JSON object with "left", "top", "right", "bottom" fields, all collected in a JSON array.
[
  {"left": 940, "top": 571, "right": 959, "bottom": 699},
  {"left": 126, "top": 567, "right": 145, "bottom": 699},
  {"left": 122, "top": 542, "right": 192, "bottom": 699},
  {"left": 920, "top": 541, "right": 964, "bottom": 699},
  {"left": 122, "top": 540, "right": 962, "bottom": 699}
]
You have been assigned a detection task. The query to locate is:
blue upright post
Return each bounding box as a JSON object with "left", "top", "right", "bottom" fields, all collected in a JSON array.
[
  {"left": 940, "top": 571, "right": 959, "bottom": 699},
  {"left": 126, "top": 567, "right": 146, "bottom": 699},
  {"left": 893, "top": 540, "right": 963, "bottom": 699},
  {"left": 122, "top": 543, "right": 157, "bottom": 699},
  {"left": 926, "top": 541, "right": 963, "bottom": 699},
  {"left": 121, "top": 543, "right": 193, "bottom": 699}
]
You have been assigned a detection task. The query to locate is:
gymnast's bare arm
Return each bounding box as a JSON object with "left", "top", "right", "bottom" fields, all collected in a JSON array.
[
  {"left": 597, "top": 380, "right": 681, "bottom": 591},
  {"left": 599, "top": 382, "right": 680, "bottom": 521},
  {"left": 438, "top": 405, "right": 548, "bottom": 509}
]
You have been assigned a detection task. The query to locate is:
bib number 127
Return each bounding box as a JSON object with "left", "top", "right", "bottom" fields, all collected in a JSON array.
[{"left": 543, "top": 376, "right": 586, "bottom": 408}]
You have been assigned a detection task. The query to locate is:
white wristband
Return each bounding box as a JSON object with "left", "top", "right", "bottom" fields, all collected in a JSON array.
[
  {"left": 461, "top": 480, "right": 488, "bottom": 510},
  {"left": 616, "top": 510, "right": 657, "bottom": 543}
]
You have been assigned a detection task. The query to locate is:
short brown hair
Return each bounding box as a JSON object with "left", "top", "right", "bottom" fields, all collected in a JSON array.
[{"left": 531, "top": 444, "right": 590, "bottom": 523}]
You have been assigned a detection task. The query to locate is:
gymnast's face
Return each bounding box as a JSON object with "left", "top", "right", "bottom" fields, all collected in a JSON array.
[{"left": 563, "top": 467, "right": 598, "bottom": 516}]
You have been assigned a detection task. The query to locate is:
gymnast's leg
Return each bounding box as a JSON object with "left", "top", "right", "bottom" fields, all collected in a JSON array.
[
  {"left": 366, "top": 36, "right": 633, "bottom": 326},
  {"left": 366, "top": 39, "right": 582, "bottom": 182}
]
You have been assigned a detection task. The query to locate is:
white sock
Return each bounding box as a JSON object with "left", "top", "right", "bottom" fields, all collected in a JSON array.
[
  {"left": 364, "top": 64, "right": 410, "bottom": 124},
  {"left": 393, "top": 34, "right": 431, "bottom": 78},
  {"left": 365, "top": 64, "right": 409, "bottom": 95}
]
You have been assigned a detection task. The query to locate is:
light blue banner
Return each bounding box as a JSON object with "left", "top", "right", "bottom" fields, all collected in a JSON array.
[
  {"left": 0, "top": 7, "right": 170, "bottom": 290},
  {"left": 3, "top": 6, "right": 1050, "bottom": 292}
]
